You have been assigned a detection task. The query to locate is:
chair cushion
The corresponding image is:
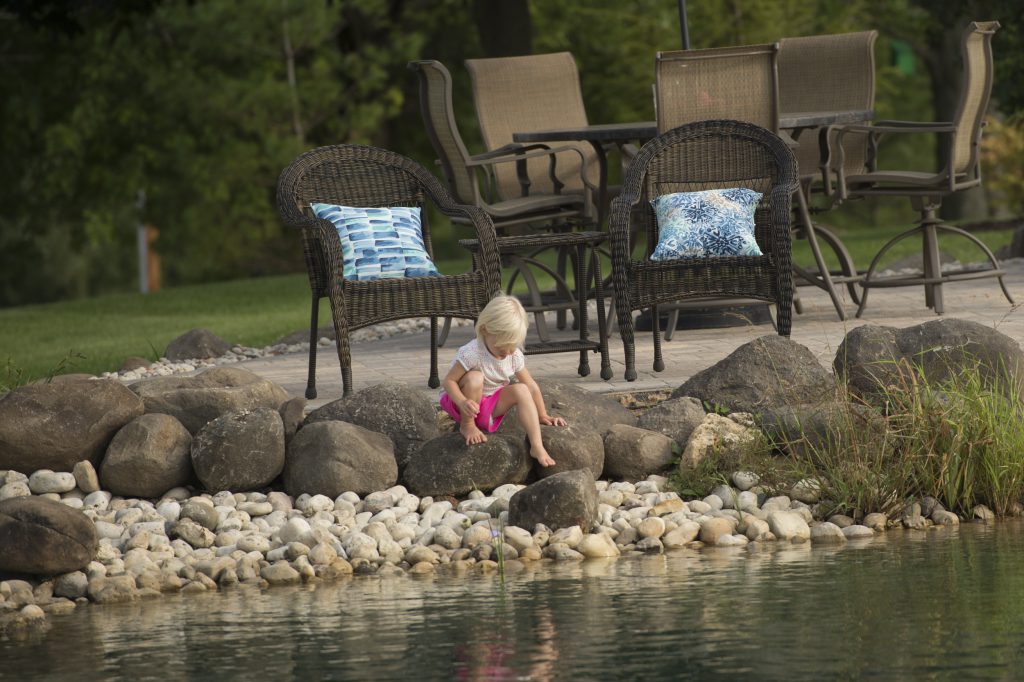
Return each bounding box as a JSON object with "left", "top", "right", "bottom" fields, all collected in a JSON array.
[
  {"left": 312, "top": 204, "right": 441, "bottom": 281},
  {"left": 650, "top": 188, "right": 763, "bottom": 260}
]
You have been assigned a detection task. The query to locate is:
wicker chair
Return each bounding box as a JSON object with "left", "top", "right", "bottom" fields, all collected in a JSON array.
[
  {"left": 778, "top": 30, "right": 878, "bottom": 319},
  {"left": 830, "top": 21, "right": 1013, "bottom": 317},
  {"left": 610, "top": 120, "right": 798, "bottom": 382},
  {"left": 408, "top": 59, "right": 612, "bottom": 379},
  {"left": 276, "top": 144, "right": 502, "bottom": 398}
]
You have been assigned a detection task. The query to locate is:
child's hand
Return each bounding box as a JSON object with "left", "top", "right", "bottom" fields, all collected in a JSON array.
[
  {"left": 459, "top": 398, "right": 480, "bottom": 417},
  {"left": 540, "top": 415, "right": 566, "bottom": 427}
]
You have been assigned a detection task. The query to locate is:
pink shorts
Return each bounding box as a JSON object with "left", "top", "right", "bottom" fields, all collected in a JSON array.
[{"left": 440, "top": 387, "right": 507, "bottom": 433}]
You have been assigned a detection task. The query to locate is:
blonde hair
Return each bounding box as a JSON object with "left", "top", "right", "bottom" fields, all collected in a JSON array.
[{"left": 476, "top": 295, "right": 528, "bottom": 349}]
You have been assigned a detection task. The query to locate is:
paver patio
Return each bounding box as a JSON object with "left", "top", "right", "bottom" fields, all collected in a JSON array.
[{"left": 236, "top": 260, "right": 1024, "bottom": 410}]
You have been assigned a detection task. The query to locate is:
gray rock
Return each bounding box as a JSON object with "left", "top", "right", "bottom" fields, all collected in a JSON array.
[
  {"left": 0, "top": 497, "right": 98, "bottom": 575},
  {"left": 403, "top": 433, "right": 529, "bottom": 498},
  {"left": 130, "top": 367, "right": 289, "bottom": 435},
  {"left": 0, "top": 379, "right": 144, "bottom": 474},
  {"left": 535, "top": 424, "right": 604, "bottom": 480},
  {"left": 88, "top": 575, "right": 139, "bottom": 603},
  {"left": 698, "top": 517, "right": 734, "bottom": 544},
  {"left": 672, "top": 335, "right": 835, "bottom": 415},
  {"left": 810, "top": 522, "right": 847, "bottom": 544},
  {"left": 173, "top": 518, "right": 215, "bottom": 549},
  {"left": 932, "top": 509, "right": 960, "bottom": 526},
  {"left": 901, "top": 502, "right": 926, "bottom": 530},
  {"left": 284, "top": 421, "right": 397, "bottom": 498},
  {"left": 53, "top": 571, "right": 89, "bottom": 600},
  {"left": 758, "top": 401, "right": 890, "bottom": 459},
  {"left": 164, "top": 328, "right": 231, "bottom": 362},
  {"left": 28, "top": 470, "right": 76, "bottom": 494},
  {"left": 834, "top": 319, "right": 1024, "bottom": 404},
  {"left": 191, "top": 408, "right": 285, "bottom": 492},
  {"left": 863, "top": 513, "right": 888, "bottom": 531},
  {"left": 842, "top": 524, "right": 874, "bottom": 538},
  {"left": 180, "top": 500, "right": 219, "bottom": 531},
  {"left": 973, "top": 504, "right": 995, "bottom": 522},
  {"left": 732, "top": 471, "right": 760, "bottom": 491},
  {"left": 100, "top": 414, "right": 193, "bottom": 498},
  {"left": 278, "top": 397, "right": 306, "bottom": 446},
  {"left": 304, "top": 382, "right": 439, "bottom": 472},
  {"left": 602, "top": 424, "right": 675, "bottom": 481},
  {"left": 680, "top": 413, "right": 759, "bottom": 469},
  {"left": 508, "top": 470, "right": 598, "bottom": 532},
  {"left": 767, "top": 510, "right": 810, "bottom": 541},
  {"left": 636, "top": 396, "right": 706, "bottom": 448},
  {"left": 72, "top": 461, "right": 100, "bottom": 494}
]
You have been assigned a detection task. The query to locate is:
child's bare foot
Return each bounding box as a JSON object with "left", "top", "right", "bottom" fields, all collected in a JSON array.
[
  {"left": 531, "top": 445, "right": 556, "bottom": 467},
  {"left": 461, "top": 422, "right": 487, "bottom": 445}
]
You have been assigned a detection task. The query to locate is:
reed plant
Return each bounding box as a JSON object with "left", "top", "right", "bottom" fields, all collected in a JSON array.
[{"left": 806, "top": 356, "right": 1024, "bottom": 517}]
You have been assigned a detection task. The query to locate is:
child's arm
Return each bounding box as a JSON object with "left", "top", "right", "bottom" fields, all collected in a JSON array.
[
  {"left": 514, "top": 367, "right": 567, "bottom": 426},
  {"left": 442, "top": 363, "right": 479, "bottom": 418}
]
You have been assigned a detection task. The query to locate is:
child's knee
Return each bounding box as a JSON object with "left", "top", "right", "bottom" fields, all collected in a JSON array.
[
  {"left": 460, "top": 370, "right": 484, "bottom": 392},
  {"left": 508, "top": 383, "right": 530, "bottom": 401}
]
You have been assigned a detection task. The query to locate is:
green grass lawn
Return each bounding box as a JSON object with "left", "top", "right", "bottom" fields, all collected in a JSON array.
[{"left": 1, "top": 227, "right": 1014, "bottom": 386}]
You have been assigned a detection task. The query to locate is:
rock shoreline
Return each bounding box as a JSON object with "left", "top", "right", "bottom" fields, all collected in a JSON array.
[{"left": 3, "top": 316, "right": 1023, "bottom": 637}]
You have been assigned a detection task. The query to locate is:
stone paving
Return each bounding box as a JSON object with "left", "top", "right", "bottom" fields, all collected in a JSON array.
[{"left": 236, "top": 262, "right": 1024, "bottom": 410}]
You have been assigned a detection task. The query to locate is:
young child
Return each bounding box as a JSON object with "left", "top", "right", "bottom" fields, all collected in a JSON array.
[{"left": 440, "top": 295, "right": 567, "bottom": 467}]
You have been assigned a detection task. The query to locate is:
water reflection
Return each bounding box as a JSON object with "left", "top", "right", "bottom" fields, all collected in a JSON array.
[{"left": 4, "top": 522, "right": 1024, "bottom": 680}]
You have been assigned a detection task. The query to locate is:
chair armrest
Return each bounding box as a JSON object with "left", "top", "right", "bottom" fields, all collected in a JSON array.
[{"left": 467, "top": 144, "right": 586, "bottom": 197}]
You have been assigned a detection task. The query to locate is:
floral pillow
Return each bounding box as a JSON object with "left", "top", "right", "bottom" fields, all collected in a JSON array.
[
  {"left": 649, "top": 188, "right": 763, "bottom": 260},
  {"left": 311, "top": 204, "right": 441, "bottom": 281}
]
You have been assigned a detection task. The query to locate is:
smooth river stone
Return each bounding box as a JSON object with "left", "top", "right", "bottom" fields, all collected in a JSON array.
[
  {"left": 841, "top": 525, "right": 874, "bottom": 539},
  {"left": 577, "top": 533, "right": 620, "bottom": 558}
]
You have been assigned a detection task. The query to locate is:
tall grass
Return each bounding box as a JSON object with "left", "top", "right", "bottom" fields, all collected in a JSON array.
[{"left": 805, "top": 358, "right": 1024, "bottom": 517}]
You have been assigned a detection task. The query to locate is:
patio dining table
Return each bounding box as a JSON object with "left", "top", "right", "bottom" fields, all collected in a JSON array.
[{"left": 512, "top": 109, "right": 873, "bottom": 227}]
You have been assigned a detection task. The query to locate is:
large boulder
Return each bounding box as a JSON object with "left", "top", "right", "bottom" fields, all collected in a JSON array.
[
  {"left": 534, "top": 424, "right": 604, "bottom": 480},
  {"left": 191, "top": 408, "right": 285, "bottom": 492},
  {"left": 100, "top": 413, "right": 193, "bottom": 498},
  {"left": 508, "top": 470, "right": 598, "bottom": 532},
  {"left": 403, "top": 433, "right": 530, "bottom": 497},
  {"left": 636, "top": 396, "right": 706, "bottom": 448},
  {"left": 603, "top": 424, "right": 676, "bottom": 481},
  {"left": 0, "top": 497, "right": 98, "bottom": 575},
  {"left": 759, "top": 401, "right": 890, "bottom": 460},
  {"left": 130, "top": 367, "right": 289, "bottom": 434},
  {"left": 497, "top": 381, "right": 635, "bottom": 440},
  {"left": 672, "top": 335, "right": 835, "bottom": 415},
  {"left": 283, "top": 421, "right": 397, "bottom": 497},
  {"left": 304, "top": 382, "right": 439, "bottom": 471},
  {"left": 0, "top": 378, "right": 144, "bottom": 474},
  {"left": 834, "top": 319, "right": 1024, "bottom": 404},
  {"left": 164, "top": 328, "right": 231, "bottom": 361}
]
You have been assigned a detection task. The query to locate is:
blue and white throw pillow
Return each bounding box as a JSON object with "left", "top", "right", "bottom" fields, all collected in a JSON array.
[
  {"left": 649, "top": 188, "right": 763, "bottom": 260},
  {"left": 311, "top": 204, "right": 441, "bottom": 281}
]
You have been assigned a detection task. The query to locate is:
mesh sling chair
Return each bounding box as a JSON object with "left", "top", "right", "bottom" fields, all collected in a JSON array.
[
  {"left": 408, "top": 59, "right": 612, "bottom": 380},
  {"left": 830, "top": 21, "right": 1013, "bottom": 317},
  {"left": 653, "top": 44, "right": 783, "bottom": 337},
  {"left": 610, "top": 120, "right": 799, "bottom": 382},
  {"left": 777, "top": 30, "right": 878, "bottom": 320},
  {"left": 276, "top": 144, "right": 502, "bottom": 398}
]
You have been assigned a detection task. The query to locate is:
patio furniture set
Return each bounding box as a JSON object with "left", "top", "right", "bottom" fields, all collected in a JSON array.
[{"left": 276, "top": 21, "right": 1012, "bottom": 397}]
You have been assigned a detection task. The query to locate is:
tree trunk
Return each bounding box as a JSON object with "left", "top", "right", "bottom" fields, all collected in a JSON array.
[{"left": 471, "top": 0, "right": 531, "bottom": 57}]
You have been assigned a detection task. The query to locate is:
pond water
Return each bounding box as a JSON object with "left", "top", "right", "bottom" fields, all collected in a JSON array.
[{"left": 5, "top": 521, "right": 1024, "bottom": 681}]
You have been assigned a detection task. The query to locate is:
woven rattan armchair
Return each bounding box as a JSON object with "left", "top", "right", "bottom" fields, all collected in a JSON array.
[
  {"left": 830, "top": 21, "right": 1013, "bottom": 317},
  {"left": 610, "top": 120, "right": 798, "bottom": 382},
  {"left": 778, "top": 30, "right": 878, "bottom": 319},
  {"left": 276, "top": 144, "right": 502, "bottom": 398}
]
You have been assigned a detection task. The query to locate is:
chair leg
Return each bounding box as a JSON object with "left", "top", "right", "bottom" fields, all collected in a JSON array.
[
  {"left": 922, "top": 222, "right": 944, "bottom": 314},
  {"left": 813, "top": 224, "right": 863, "bottom": 305},
  {"left": 934, "top": 223, "right": 1016, "bottom": 306},
  {"left": 664, "top": 309, "right": 679, "bottom": 341},
  {"left": 429, "top": 316, "right": 441, "bottom": 388},
  {"left": 651, "top": 304, "right": 665, "bottom": 372},
  {"left": 794, "top": 185, "right": 847, "bottom": 320},
  {"left": 437, "top": 316, "right": 453, "bottom": 347},
  {"left": 574, "top": 244, "right": 591, "bottom": 378},
  {"left": 591, "top": 249, "right": 613, "bottom": 380},
  {"left": 615, "top": 289, "right": 637, "bottom": 382},
  {"left": 855, "top": 225, "right": 922, "bottom": 318},
  {"left": 329, "top": 307, "right": 353, "bottom": 397},
  {"left": 305, "top": 294, "right": 320, "bottom": 400}
]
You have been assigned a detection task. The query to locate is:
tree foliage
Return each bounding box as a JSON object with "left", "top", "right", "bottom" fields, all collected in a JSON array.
[{"left": 1, "top": 0, "right": 1021, "bottom": 306}]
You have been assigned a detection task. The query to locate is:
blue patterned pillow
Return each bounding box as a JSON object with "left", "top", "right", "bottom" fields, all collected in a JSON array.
[
  {"left": 650, "top": 188, "right": 763, "bottom": 260},
  {"left": 311, "top": 204, "right": 441, "bottom": 281}
]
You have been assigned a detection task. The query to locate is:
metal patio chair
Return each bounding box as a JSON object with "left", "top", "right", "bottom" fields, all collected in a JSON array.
[
  {"left": 830, "top": 21, "right": 1013, "bottom": 317},
  {"left": 778, "top": 30, "right": 878, "bottom": 320}
]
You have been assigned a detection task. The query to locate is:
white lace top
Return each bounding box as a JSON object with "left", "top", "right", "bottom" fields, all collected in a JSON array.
[{"left": 448, "top": 338, "right": 525, "bottom": 396}]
